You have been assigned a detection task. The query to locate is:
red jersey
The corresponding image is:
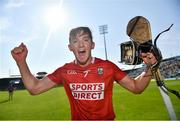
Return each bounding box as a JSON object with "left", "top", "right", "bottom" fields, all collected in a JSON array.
[{"left": 47, "top": 58, "right": 127, "bottom": 120}]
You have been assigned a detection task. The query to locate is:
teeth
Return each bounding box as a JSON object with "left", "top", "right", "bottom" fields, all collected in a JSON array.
[
  {"left": 79, "top": 49, "right": 85, "bottom": 53},
  {"left": 79, "top": 50, "right": 85, "bottom": 53}
]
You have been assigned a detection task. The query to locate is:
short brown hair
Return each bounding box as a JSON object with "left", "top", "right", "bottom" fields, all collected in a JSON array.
[{"left": 69, "top": 27, "right": 93, "bottom": 42}]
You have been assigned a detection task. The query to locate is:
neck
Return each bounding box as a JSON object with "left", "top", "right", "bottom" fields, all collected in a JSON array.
[{"left": 75, "top": 57, "right": 95, "bottom": 67}]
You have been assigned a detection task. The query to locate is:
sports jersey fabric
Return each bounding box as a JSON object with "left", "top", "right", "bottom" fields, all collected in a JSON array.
[{"left": 47, "top": 57, "right": 127, "bottom": 120}]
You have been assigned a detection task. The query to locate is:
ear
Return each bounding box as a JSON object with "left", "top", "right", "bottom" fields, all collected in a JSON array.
[
  {"left": 68, "top": 44, "right": 73, "bottom": 51},
  {"left": 91, "top": 42, "right": 95, "bottom": 49}
]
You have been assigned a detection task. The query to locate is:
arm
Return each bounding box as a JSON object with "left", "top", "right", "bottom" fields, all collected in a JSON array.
[
  {"left": 11, "top": 43, "right": 57, "bottom": 95},
  {"left": 119, "top": 68, "right": 152, "bottom": 94},
  {"left": 118, "top": 52, "right": 156, "bottom": 94}
]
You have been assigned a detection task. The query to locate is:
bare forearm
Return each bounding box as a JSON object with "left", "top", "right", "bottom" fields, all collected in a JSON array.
[
  {"left": 17, "top": 61, "right": 38, "bottom": 91},
  {"left": 134, "top": 68, "right": 152, "bottom": 92}
]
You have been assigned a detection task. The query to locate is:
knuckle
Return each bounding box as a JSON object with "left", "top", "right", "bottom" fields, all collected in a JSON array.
[{"left": 14, "top": 47, "right": 23, "bottom": 53}]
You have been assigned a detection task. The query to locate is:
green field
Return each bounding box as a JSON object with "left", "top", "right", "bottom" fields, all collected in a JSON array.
[{"left": 0, "top": 80, "right": 179, "bottom": 120}]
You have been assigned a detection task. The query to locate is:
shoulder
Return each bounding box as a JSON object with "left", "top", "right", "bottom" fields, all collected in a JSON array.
[
  {"left": 47, "top": 61, "right": 75, "bottom": 82},
  {"left": 49, "top": 61, "right": 75, "bottom": 74},
  {"left": 95, "top": 57, "right": 116, "bottom": 67}
]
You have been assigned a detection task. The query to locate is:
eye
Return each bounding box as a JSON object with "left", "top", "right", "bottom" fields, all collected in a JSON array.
[
  {"left": 84, "top": 38, "right": 91, "bottom": 42},
  {"left": 84, "top": 39, "right": 89, "bottom": 42},
  {"left": 72, "top": 40, "right": 77, "bottom": 44}
]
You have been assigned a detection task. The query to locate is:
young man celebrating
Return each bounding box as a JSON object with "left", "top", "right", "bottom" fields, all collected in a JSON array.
[{"left": 11, "top": 27, "right": 157, "bottom": 120}]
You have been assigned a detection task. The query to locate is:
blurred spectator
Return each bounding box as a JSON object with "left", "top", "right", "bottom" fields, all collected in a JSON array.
[{"left": 7, "top": 81, "right": 15, "bottom": 101}]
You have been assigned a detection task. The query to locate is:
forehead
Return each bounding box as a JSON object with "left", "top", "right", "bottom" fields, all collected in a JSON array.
[
  {"left": 71, "top": 30, "right": 90, "bottom": 40},
  {"left": 76, "top": 31, "right": 90, "bottom": 39}
]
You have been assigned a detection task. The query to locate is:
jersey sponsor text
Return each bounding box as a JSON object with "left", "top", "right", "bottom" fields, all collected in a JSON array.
[{"left": 70, "top": 83, "right": 105, "bottom": 100}]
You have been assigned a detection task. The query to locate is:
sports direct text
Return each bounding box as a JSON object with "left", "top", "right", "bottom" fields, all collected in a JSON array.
[{"left": 69, "top": 83, "right": 105, "bottom": 100}]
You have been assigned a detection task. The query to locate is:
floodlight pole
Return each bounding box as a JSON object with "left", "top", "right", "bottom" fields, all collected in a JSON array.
[{"left": 99, "top": 25, "right": 108, "bottom": 60}]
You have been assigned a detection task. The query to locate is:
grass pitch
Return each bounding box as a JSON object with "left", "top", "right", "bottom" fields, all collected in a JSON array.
[{"left": 0, "top": 80, "right": 179, "bottom": 120}]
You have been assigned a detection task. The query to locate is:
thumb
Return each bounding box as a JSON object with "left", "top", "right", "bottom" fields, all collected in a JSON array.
[
  {"left": 20, "top": 42, "right": 28, "bottom": 52},
  {"left": 20, "top": 42, "right": 25, "bottom": 48}
]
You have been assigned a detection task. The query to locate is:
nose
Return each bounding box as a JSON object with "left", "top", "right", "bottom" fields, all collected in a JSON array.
[{"left": 78, "top": 40, "right": 85, "bottom": 47}]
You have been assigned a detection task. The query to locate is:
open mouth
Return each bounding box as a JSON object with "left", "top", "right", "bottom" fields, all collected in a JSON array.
[
  {"left": 78, "top": 50, "right": 86, "bottom": 54},
  {"left": 78, "top": 50, "right": 86, "bottom": 58}
]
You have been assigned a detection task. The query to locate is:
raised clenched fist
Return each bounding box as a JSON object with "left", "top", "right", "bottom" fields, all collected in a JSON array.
[{"left": 11, "top": 43, "right": 28, "bottom": 63}]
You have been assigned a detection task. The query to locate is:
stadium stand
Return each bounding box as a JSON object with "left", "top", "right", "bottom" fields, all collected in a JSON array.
[
  {"left": 124, "top": 55, "right": 180, "bottom": 79},
  {"left": 160, "top": 56, "right": 180, "bottom": 79},
  {"left": 0, "top": 72, "right": 47, "bottom": 91}
]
